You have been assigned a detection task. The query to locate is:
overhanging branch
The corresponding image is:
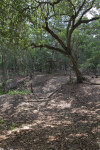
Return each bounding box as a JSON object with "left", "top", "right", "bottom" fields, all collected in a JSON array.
[
  {"left": 34, "top": 0, "right": 62, "bottom": 6},
  {"left": 74, "top": 16, "right": 100, "bottom": 28},
  {"left": 67, "top": 0, "right": 76, "bottom": 14},
  {"left": 75, "top": 0, "right": 86, "bottom": 17},
  {"left": 81, "top": 17, "right": 100, "bottom": 23},
  {"left": 30, "top": 43, "right": 67, "bottom": 55},
  {"left": 78, "top": 0, "right": 95, "bottom": 21},
  {"left": 48, "top": 13, "right": 68, "bottom": 19},
  {"left": 44, "top": 21, "right": 67, "bottom": 50}
]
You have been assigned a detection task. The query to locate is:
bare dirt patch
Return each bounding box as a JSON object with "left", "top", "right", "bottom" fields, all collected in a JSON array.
[{"left": 0, "top": 74, "right": 100, "bottom": 150}]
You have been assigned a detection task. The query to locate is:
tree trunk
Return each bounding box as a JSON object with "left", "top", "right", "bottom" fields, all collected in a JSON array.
[
  {"left": 68, "top": 54, "right": 83, "bottom": 83},
  {"left": 30, "top": 72, "right": 34, "bottom": 93},
  {"left": 2, "top": 53, "right": 7, "bottom": 92}
]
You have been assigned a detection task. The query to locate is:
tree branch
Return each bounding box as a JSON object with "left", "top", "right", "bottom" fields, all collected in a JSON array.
[
  {"left": 67, "top": 17, "right": 73, "bottom": 37},
  {"left": 74, "top": 16, "right": 100, "bottom": 28},
  {"left": 44, "top": 21, "right": 67, "bottom": 50},
  {"left": 48, "top": 13, "right": 68, "bottom": 19},
  {"left": 67, "top": 0, "right": 76, "bottom": 14},
  {"left": 30, "top": 43, "right": 67, "bottom": 55},
  {"left": 75, "top": 0, "right": 86, "bottom": 17},
  {"left": 53, "top": 0, "right": 62, "bottom": 5},
  {"left": 78, "top": 0, "right": 95, "bottom": 21},
  {"left": 34, "top": 0, "right": 62, "bottom": 6},
  {"left": 81, "top": 17, "right": 100, "bottom": 24}
]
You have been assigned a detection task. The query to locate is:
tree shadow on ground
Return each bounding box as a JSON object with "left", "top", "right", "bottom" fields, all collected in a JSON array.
[{"left": 0, "top": 77, "right": 100, "bottom": 150}]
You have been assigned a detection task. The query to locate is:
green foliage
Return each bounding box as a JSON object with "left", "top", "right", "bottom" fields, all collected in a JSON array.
[
  {"left": 8, "top": 90, "right": 29, "bottom": 95},
  {"left": 0, "top": 83, "right": 29, "bottom": 95},
  {"left": 0, "top": 0, "right": 100, "bottom": 79},
  {"left": 10, "top": 122, "right": 18, "bottom": 131},
  {"left": 6, "top": 79, "right": 13, "bottom": 84},
  {"left": 71, "top": 21, "right": 100, "bottom": 74},
  {"left": 0, "top": 84, "right": 7, "bottom": 95}
]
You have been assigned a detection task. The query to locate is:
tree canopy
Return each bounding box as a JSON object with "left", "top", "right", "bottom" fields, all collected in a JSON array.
[{"left": 0, "top": 0, "right": 100, "bottom": 82}]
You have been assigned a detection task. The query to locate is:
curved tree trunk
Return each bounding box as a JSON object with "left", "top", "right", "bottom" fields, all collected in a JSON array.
[{"left": 68, "top": 54, "right": 83, "bottom": 83}]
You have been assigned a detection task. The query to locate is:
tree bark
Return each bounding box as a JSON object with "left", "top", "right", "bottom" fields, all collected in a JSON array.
[
  {"left": 2, "top": 52, "right": 7, "bottom": 92},
  {"left": 68, "top": 54, "right": 83, "bottom": 83}
]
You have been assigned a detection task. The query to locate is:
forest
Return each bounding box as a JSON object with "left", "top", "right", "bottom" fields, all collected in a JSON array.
[{"left": 0, "top": 0, "right": 100, "bottom": 149}]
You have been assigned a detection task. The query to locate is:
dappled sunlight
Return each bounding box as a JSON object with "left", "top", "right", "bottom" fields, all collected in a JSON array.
[
  {"left": 56, "top": 100, "right": 72, "bottom": 109},
  {"left": 45, "top": 99, "right": 72, "bottom": 110},
  {"left": 1, "top": 101, "right": 11, "bottom": 112},
  {"left": 71, "top": 108, "right": 97, "bottom": 115},
  {"left": 0, "top": 75, "right": 100, "bottom": 149},
  {"left": 42, "top": 76, "right": 67, "bottom": 94},
  {"left": 47, "top": 135, "right": 57, "bottom": 142},
  {"left": 68, "top": 133, "right": 88, "bottom": 138}
]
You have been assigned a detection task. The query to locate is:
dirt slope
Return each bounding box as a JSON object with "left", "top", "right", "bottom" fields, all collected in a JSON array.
[{"left": 0, "top": 74, "right": 100, "bottom": 150}]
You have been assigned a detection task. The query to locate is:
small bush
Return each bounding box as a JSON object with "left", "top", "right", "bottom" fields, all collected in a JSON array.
[{"left": 6, "top": 79, "right": 13, "bottom": 84}]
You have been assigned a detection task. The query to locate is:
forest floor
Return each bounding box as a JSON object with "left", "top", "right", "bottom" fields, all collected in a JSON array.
[{"left": 0, "top": 73, "right": 100, "bottom": 150}]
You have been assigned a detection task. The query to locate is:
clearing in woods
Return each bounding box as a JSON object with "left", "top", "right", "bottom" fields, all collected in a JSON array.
[{"left": 0, "top": 74, "right": 100, "bottom": 150}]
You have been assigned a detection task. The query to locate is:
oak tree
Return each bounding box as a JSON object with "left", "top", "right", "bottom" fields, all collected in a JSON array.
[{"left": 1, "top": 0, "right": 100, "bottom": 82}]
